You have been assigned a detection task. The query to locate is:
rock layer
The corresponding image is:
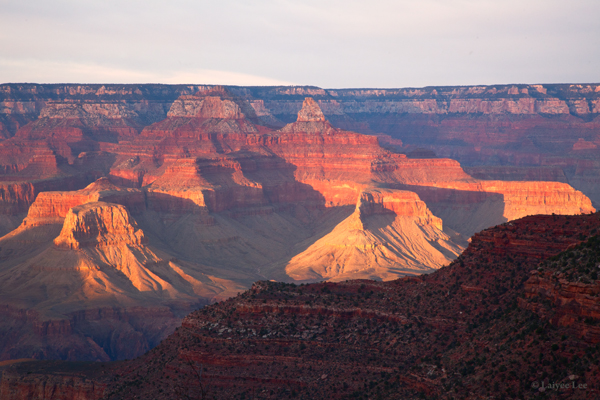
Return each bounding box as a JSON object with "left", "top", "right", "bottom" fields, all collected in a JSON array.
[
  {"left": 15, "top": 212, "right": 593, "bottom": 400},
  {"left": 0, "top": 85, "right": 596, "bottom": 363},
  {"left": 283, "top": 189, "right": 462, "bottom": 281},
  {"left": 521, "top": 234, "right": 600, "bottom": 343},
  {"left": 53, "top": 202, "right": 146, "bottom": 249}
]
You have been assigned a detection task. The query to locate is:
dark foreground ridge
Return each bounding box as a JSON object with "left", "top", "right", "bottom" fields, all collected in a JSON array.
[{"left": 2, "top": 213, "right": 600, "bottom": 399}]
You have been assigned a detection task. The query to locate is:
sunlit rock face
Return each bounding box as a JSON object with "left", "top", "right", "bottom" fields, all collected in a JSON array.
[
  {"left": 278, "top": 97, "right": 335, "bottom": 134},
  {"left": 0, "top": 83, "right": 596, "bottom": 362},
  {"left": 32, "top": 212, "right": 595, "bottom": 400},
  {"left": 53, "top": 202, "right": 146, "bottom": 249},
  {"left": 283, "top": 188, "right": 463, "bottom": 282},
  {"left": 168, "top": 95, "right": 244, "bottom": 120}
]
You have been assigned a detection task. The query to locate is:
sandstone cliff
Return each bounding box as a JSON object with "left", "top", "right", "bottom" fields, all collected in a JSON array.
[
  {"left": 82, "top": 213, "right": 600, "bottom": 400},
  {"left": 521, "top": 233, "right": 600, "bottom": 343},
  {"left": 0, "top": 198, "right": 245, "bottom": 361},
  {"left": 402, "top": 180, "right": 595, "bottom": 237},
  {"left": 0, "top": 85, "right": 596, "bottom": 364},
  {"left": 52, "top": 202, "right": 146, "bottom": 249},
  {"left": 282, "top": 189, "right": 465, "bottom": 281}
]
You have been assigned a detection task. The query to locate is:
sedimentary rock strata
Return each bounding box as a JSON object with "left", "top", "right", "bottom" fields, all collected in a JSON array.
[
  {"left": 6, "top": 213, "right": 592, "bottom": 400},
  {"left": 0, "top": 84, "right": 595, "bottom": 363}
]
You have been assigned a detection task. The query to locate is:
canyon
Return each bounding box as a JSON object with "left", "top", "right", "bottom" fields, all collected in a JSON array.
[
  {"left": 0, "top": 83, "right": 596, "bottom": 364},
  {"left": 2, "top": 212, "right": 600, "bottom": 399},
  {"left": 2, "top": 83, "right": 599, "bottom": 201}
]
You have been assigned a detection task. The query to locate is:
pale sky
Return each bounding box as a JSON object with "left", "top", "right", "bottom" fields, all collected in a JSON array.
[{"left": 1, "top": 0, "right": 598, "bottom": 88}]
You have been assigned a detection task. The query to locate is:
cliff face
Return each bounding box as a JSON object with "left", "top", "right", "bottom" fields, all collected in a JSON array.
[
  {"left": 282, "top": 189, "right": 462, "bottom": 282},
  {"left": 0, "top": 192, "right": 246, "bottom": 361},
  {"left": 402, "top": 180, "right": 595, "bottom": 237},
  {"left": 521, "top": 234, "right": 600, "bottom": 343},
  {"left": 24, "top": 178, "right": 146, "bottom": 223},
  {"left": 52, "top": 202, "right": 146, "bottom": 249},
  {"left": 0, "top": 84, "right": 596, "bottom": 363},
  {"left": 81, "top": 212, "right": 600, "bottom": 400}
]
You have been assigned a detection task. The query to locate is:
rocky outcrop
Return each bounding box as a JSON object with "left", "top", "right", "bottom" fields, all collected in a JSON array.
[
  {"left": 16, "top": 178, "right": 145, "bottom": 230},
  {"left": 0, "top": 84, "right": 597, "bottom": 366},
  {"left": 168, "top": 95, "right": 244, "bottom": 119},
  {"left": 278, "top": 97, "right": 337, "bottom": 135},
  {"left": 356, "top": 189, "right": 442, "bottom": 228},
  {"left": 0, "top": 195, "right": 247, "bottom": 361},
  {"left": 521, "top": 234, "right": 600, "bottom": 343},
  {"left": 140, "top": 88, "right": 260, "bottom": 140},
  {"left": 53, "top": 202, "right": 146, "bottom": 249},
  {"left": 296, "top": 97, "right": 326, "bottom": 122},
  {"left": 282, "top": 189, "right": 463, "bottom": 281},
  {"left": 91, "top": 213, "right": 600, "bottom": 400},
  {"left": 522, "top": 271, "right": 600, "bottom": 343}
]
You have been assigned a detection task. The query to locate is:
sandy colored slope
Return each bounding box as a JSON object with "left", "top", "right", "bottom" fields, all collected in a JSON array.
[
  {"left": 0, "top": 202, "right": 246, "bottom": 316},
  {"left": 0, "top": 245, "right": 245, "bottom": 315},
  {"left": 283, "top": 189, "right": 466, "bottom": 282}
]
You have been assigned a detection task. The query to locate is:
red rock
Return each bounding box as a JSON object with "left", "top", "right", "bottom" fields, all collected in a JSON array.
[
  {"left": 573, "top": 137, "right": 598, "bottom": 150},
  {"left": 282, "top": 188, "right": 458, "bottom": 281},
  {"left": 0, "top": 85, "right": 597, "bottom": 367},
  {"left": 278, "top": 97, "right": 336, "bottom": 135},
  {"left": 20, "top": 178, "right": 146, "bottom": 230},
  {"left": 0, "top": 182, "right": 35, "bottom": 215},
  {"left": 4, "top": 213, "right": 600, "bottom": 399},
  {"left": 296, "top": 97, "right": 326, "bottom": 122},
  {"left": 357, "top": 188, "right": 441, "bottom": 224},
  {"left": 0, "top": 361, "right": 109, "bottom": 400},
  {"left": 53, "top": 202, "right": 147, "bottom": 249}
]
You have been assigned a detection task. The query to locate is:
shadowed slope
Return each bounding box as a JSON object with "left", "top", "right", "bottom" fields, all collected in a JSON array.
[{"left": 0, "top": 201, "right": 244, "bottom": 361}]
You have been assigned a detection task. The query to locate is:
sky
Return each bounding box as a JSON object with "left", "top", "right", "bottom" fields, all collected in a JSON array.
[{"left": 0, "top": 0, "right": 598, "bottom": 88}]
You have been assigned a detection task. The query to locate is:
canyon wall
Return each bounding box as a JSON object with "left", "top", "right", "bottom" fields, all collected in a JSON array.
[
  {"left": 37, "top": 212, "right": 595, "bottom": 400},
  {"left": 0, "top": 85, "right": 596, "bottom": 363},
  {"left": 3, "top": 212, "right": 600, "bottom": 399},
  {"left": 3, "top": 83, "right": 598, "bottom": 203}
]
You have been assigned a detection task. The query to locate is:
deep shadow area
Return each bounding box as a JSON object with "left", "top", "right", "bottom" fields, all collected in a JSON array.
[{"left": 388, "top": 183, "right": 507, "bottom": 237}]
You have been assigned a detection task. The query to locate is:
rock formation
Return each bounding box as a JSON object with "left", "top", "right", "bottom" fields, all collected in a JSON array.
[
  {"left": 100, "top": 212, "right": 600, "bottom": 399},
  {"left": 282, "top": 189, "right": 465, "bottom": 281},
  {"left": 0, "top": 84, "right": 596, "bottom": 363},
  {"left": 0, "top": 196, "right": 245, "bottom": 361},
  {"left": 52, "top": 202, "right": 146, "bottom": 249},
  {"left": 278, "top": 97, "right": 334, "bottom": 134},
  {"left": 5, "top": 212, "right": 599, "bottom": 399},
  {"left": 521, "top": 233, "right": 600, "bottom": 344}
]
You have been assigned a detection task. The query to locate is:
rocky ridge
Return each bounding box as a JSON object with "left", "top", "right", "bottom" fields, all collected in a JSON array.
[
  {"left": 522, "top": 233, "right": 600, "bottom": 344},
  {"left": 52, "top": 202, "right": 146, "bottom": 249},
  {"left": 0, "top": 85, "right": 595, "bottom": 363},
  {"left": 0, "top": 181, "right": 246, "bottom": 361},
  {"left": 282, "top": 188, "right": 462, "bottom": 282},
  {"left": 3, "top": 212, "right": 599, "bottom": 399},
  {"left": 101, "top": 213, "right": 600, "bottom": 399}
]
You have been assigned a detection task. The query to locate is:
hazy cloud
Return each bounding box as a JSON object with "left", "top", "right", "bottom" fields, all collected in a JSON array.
[{"left": 0, "top": 0, "right": 598, "bottom": 87}]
